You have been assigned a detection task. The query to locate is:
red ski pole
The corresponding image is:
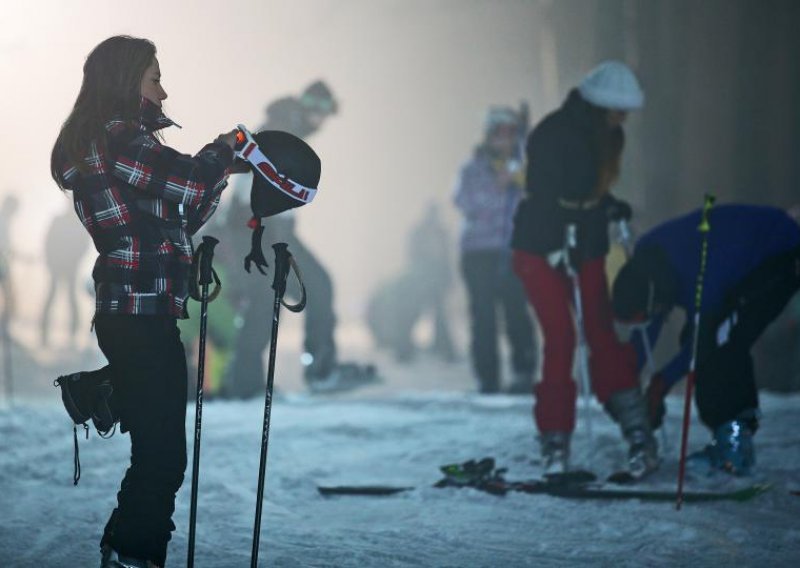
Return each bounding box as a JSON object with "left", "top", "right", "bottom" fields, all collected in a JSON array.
[{"left": 676, "top": 194, "right": 715, "bottom": 510}]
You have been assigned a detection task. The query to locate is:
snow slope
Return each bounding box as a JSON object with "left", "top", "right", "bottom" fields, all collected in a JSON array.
[{"left": 1, "top": 392, "right": 798, "bottom": 567}]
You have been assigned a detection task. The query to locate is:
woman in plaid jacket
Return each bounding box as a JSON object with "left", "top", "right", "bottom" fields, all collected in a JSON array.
[{"left": 51, "top": 36, "right": 240, "bottom": 568}]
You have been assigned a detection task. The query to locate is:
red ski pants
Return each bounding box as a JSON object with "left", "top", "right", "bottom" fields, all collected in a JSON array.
[{"left": 513, "top": 251, "right": 638, "bottom": 433}]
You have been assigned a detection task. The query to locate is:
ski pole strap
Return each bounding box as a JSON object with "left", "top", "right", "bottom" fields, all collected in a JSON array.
[
  {"left": 271, "top": 243, "right": 307, "bottom": 313},
  {"left": 189, "top": 236, "right": 221, "bottom": 302},
  {"left": 561, "top": 223, "right": 579, "bottom": 276},
  {"left": 72, "top": 423, "right": 88, "bottom": 486},
  {"left": 617, "top": 219, "right": 634, "bottom": 258},
  {"left": 284, "top": 255, "right": 307, "bottom": 313},
  {"left": 234, "top": 125, "right": 318, "bottom": 205}
]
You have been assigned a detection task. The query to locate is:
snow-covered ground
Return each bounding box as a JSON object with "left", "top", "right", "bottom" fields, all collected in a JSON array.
[{"left": 1, "top": 387, "right": 799, "bottom": 567}]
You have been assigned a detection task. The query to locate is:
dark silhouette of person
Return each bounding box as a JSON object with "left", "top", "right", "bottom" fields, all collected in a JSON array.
[
  {"left": 0, "top": 196, "right": 20, "bottom": 323},
  {"left": 41, "top": 206, "right": 92, "bottom": 347},
  {"left": 223, "top": 80, "right": 376, "bottom": 397},
  {"left": 366, "top": 203, "right": 457, "bottom": 363}
]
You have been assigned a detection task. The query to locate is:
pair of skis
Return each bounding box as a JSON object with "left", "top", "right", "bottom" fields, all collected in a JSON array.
[{"left": 317, "top": 457, "right": 770, "bottom": 504}]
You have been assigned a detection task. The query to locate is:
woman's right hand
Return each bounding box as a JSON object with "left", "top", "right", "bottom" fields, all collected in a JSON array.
[{"left": 215, "top": 129, "right": 239, "bottom": 150}]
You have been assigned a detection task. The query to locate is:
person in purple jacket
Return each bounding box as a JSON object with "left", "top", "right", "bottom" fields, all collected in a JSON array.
[
  {"left": 454, "top": 107, "right": 536, "bottom": 394},
  {"left": 612, "top": 204, "right": 800, "bottom": 475}
]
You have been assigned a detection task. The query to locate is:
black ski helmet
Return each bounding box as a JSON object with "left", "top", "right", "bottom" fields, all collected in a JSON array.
[
  {"left": 245, "top": 129, "right": 322, "bottom": 219},
  {"left": 612, "top": 245, "right": 677, "bottom": 322}
]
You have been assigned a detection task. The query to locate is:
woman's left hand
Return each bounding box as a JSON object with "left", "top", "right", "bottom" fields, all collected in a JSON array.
[
  {"left": 607, "top": 197, "right": 633, "bottom": 221},
  {"left": 215, "top": 129, "right": 239, "bottom": 149},
  {"left": 229, "top": 159, "right": 251, "bottom": 174}
]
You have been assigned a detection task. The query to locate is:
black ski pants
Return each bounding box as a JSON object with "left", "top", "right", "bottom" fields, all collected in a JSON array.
[
  {"left": 460, "top": 250, "right": 536, "bottom": 392},
  {"left": 696, "top": 247, "right": 800, "bottom": 429},
  {"left": 95, "top": 315, "right": 188, "bottom": 567}
]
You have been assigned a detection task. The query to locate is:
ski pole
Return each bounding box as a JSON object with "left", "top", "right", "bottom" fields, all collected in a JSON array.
[
  {"left": 617, "top": 220, "right": 669, "bottom": 452},
  {"left": 251, "top": 243, "right": 306, "bottom": 568},
  {"left": 676, "top": 194, "right": 715, "bottom": 510},
  {"left": 637, "top": 324, "right": 669, "bottom": 453},
  {"left": 564, "top": 224, "right": 593, "bottom": 451},
  {"left": 187, "top": 236, "right": 220, "bottom": 568}
]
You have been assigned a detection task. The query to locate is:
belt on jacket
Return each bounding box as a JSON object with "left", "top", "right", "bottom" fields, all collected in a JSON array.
[{"left": 558, "top": 197, "right": 601, "bottom": 210}]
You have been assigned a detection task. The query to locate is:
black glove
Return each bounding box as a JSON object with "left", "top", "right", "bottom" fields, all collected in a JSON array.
[
  {"left": 606, "top": 197, "right": 633, "bottom": 222},
  {"left": 244, "top": 223, "right": 269, "bottom": 275}
]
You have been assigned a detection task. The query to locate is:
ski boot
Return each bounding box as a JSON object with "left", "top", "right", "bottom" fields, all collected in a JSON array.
[
  {"left": 55, "top": 370, "right": 119, "bottom": 484},
  {"left": 435, "top": 457, "right": 507, "bottom": 493},
  {"left": 540, "top": 432, "right": 571, "bottom": 475},
  {"left": 478, "top": 378, "right": 500, "bottom": 394},
  {"left": 605, "top": 388, "right": 660, "bottom": 479},
  {"left": 101, "top": 545, "right": 160, "bottom": 568},
  {"left": 305, "top": 361, "right": 379, "bottom": 394},
  {"left": 54, "top": 370, "right": 117, "bottom": 436},
  {"left": 688, "top": 410, "right": 758, "bottom": 476}
]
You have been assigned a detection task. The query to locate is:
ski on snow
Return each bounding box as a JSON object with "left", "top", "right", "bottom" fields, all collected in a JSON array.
[{"left": 317, "top": 458, "right": 771, "bottom": 503}]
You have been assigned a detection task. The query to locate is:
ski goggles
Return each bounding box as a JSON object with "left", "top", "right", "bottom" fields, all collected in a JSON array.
[
  {"left": 300, "top": 93, "right": 336, "bottom": 114},
  {"left": 234, "top": 125, "right": 318, "bottom": 205}
]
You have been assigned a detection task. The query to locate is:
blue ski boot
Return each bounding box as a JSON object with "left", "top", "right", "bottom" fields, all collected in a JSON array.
[{"left": 688, "top": 411, "right": 758, "bottom": 476}]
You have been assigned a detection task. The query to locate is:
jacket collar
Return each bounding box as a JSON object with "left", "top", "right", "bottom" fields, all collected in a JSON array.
[
  {"left": 139, "top": 96, "right": 180, "bottom": 131},
  {"left": 562, "top": 88, "right": 595, "bottom": 128}
]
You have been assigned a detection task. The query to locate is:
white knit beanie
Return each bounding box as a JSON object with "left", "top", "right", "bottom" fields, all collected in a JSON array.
[{"left": 578, "top": 61, "right": 644, "bottom": 111}]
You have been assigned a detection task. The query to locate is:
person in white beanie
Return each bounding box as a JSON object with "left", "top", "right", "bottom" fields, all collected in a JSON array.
[{"left": 511, "top": 61, "right": 658, "bottom": 477}]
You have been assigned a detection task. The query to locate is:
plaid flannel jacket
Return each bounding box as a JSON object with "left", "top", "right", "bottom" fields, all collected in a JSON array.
[{"left": 59, "top": 98, "right": 233, "bottom": 317}]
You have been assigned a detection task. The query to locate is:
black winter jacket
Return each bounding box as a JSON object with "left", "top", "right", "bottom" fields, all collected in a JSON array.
[{"left": 511, "top": 89, "right": 624, "bottom": 262}]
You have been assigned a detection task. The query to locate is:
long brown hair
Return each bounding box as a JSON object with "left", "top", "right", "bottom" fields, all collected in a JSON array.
[
  {"left": 588, "top": 106, "right": 625, "bottom": 198},
  {"left": 51, "top": 36, "right": 156, "bottom": 189}
]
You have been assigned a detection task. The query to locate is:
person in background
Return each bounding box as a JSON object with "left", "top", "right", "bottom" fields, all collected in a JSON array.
[
  {"left": 366, "top": 202, "right": 456, "bottom": 364},
  {"left": 511, "top": 61, "right": 657, "bottom": 476},
  {"left": 40, "top": 206, "right": 92, "bottom": 348},
  {"left": 223, "top": 81, "right": 377, "bottom": 397},
  {"left": 0, "top": 196, "right": 20, "bottom": 325},
  {"left": 454, "top": 106, "right": 536, "bottom": 394},
  {"left": 613, "top": 204, "right": 800, "bottom": 476}
]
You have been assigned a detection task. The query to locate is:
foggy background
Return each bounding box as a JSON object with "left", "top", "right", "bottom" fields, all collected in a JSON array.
[{"left": 1, "top": 0, "right": 799, "bottom": 393}]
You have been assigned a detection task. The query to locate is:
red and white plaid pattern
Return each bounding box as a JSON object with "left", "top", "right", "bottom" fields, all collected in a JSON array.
[{"left": 58, "top": 98, "right": 233, "bottom": 317}]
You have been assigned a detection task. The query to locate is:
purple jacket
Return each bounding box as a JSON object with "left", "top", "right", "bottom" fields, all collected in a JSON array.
[{"left": 453, "top": 152, "right": 522, "bottom": 252}]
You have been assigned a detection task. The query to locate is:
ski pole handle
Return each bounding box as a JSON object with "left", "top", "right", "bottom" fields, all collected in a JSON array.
[
  {"left": 271, "top": 243, "right": 307, "bottom": 313},
  {"left": 198, "top": 236, "right": 219, "bottom": 286},
  {"left": 698, "top": 194, "right": 716, "bottom": 235},
  {"left": 271, "top": 243, "right": 291, "bottom": 298}
]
